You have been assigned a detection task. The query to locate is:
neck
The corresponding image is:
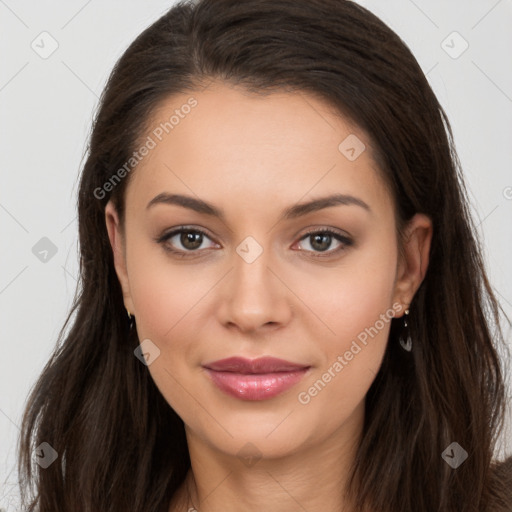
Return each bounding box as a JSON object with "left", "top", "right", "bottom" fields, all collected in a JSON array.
[{"left": 169, "top": 403, "right": 364, "bottom": 512}]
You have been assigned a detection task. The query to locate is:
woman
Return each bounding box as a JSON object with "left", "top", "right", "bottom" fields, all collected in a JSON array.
[{"left": 18, "top": 0, "right": 511, "bottom": 511}]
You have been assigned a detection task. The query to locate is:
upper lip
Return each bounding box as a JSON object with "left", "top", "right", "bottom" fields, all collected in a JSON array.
[{"left": 203, "top": 356, "right": 309, "bottom": 374}]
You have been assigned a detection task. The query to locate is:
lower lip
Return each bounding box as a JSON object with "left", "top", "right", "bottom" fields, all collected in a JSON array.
[{"left": 204, "top": 368, "right": 309, "bottom": 401}]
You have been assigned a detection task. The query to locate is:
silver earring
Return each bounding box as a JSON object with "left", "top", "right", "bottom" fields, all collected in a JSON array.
[{"left": 399, "top": 308, "right": 412, "bottom": 352}]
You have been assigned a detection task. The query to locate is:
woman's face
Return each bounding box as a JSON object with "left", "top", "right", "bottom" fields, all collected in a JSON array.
[{"left": 106, "top": 82, "right": 431, "bottom": 460}]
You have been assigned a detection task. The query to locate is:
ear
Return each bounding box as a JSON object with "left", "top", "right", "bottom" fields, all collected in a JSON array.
[
  {"left": 105, "top": 200, "right": 135, "bottom": 314},
  {"left": 392, "top": 213, "right": 433, "bottom": 317}
]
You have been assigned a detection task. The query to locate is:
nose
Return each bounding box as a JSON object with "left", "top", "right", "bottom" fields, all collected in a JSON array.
[{"left": 216, "top": 245, "right": 293, "bottom": 334}]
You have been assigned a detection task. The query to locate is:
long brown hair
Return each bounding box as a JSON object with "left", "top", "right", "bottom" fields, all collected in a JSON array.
[{"left": 18, "top": 1, "right": 511, "bottom": 510}]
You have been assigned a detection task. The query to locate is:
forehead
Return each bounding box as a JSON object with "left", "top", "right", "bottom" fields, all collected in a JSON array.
[{"left": 126, "top": 82, "right": 392, "bottom": 218}]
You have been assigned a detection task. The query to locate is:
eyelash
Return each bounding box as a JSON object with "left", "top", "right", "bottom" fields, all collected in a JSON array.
[{"left": 155, "top": 226, "right": 353, "bottom": 259}]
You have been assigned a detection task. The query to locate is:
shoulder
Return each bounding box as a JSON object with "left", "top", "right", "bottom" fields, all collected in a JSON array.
[{"left": 487, "top": 456, "right": 512, "bottom": 511}]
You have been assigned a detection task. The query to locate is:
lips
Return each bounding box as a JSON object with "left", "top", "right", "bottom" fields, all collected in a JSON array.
[
  {"left": 203, "top": 356, "right": 310, "bottom": 401},
  {"left": 204, "top": 356, "right": 308, "bottom": 374}
]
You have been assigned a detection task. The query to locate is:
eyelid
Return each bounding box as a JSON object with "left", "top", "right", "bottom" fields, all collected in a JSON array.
[
  {"left": 294, "top": 227, "right": 353, "bottom": 256},
  {"left": 298, "top": 226, "right": 351, "bottom": 240},
  {"left": 155, "top": 225, "right": 218, "bottom": 251}
]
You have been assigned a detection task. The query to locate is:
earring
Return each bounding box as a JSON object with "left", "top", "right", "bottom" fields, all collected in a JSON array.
[
  {"left": 399, "top": 308, "right": 412, "bottom": 352},
  {"left": 126, "top": 308, "right": 135, "bottom": 329}
]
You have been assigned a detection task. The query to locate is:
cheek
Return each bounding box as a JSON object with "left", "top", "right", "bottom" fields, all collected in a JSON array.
[
  {"left": 295, "top": 235, "right": 397, "bottom": 412},
  {"left": 126, "top": 238, "right": 207, "bottom": 341},
  {"left": 125, "top": 242, "right": 210, "bottom": 419},
  {"left": 305, "top": 233, "right": 398, "bottom": 349}
]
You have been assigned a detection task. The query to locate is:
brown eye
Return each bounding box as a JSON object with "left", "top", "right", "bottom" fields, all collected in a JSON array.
[
  {"left": 156, "top": 227, "right": 218, "bottom": 256},
  {"left": 179, "top": 230, "right": 203, "bottom": 250},
  {"left": 296, "top": 229, "right": 353, "bottom": 256},
  {"left": 309, "top": 233, "right": 332, "bottom": 252}
]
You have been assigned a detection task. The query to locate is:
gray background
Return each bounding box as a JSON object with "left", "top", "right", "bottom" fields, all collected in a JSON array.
[{"left": 1, "top": 0, "right": 511, "bottom": 509}]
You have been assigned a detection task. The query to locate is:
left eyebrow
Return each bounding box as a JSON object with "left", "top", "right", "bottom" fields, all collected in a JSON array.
[
  {"left": 281, "top": 193, "right": 371, "bottom": 220},
  {"left": 145, "top": 192, "right": 371, "bottom": 221}
]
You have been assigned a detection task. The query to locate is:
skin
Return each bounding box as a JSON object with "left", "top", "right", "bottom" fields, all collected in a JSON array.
[{"left": 105, "top": 81, "right": 432, "bottom": 512}]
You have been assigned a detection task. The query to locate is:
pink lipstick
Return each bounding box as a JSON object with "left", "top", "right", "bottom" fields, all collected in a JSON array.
[{"left": 203, "top": 356, "right": 310, "bottom": 401}]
